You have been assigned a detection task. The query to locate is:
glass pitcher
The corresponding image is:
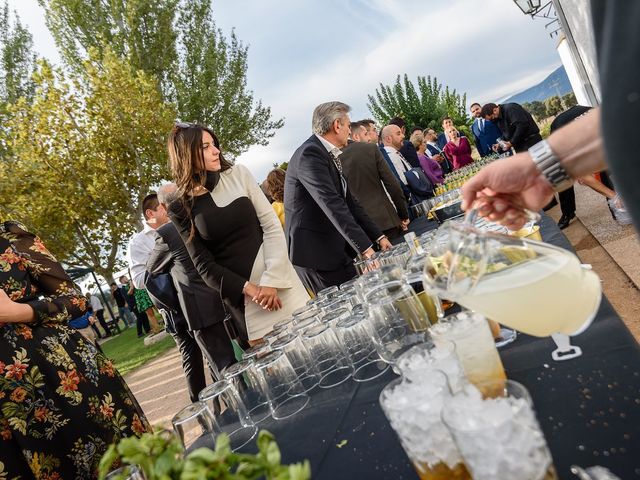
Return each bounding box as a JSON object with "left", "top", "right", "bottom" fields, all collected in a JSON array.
[{"left": 422, "top": 222, "right": 602, "bottom": 337}]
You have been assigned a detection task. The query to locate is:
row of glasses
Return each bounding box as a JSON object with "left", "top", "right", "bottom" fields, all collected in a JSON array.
[{"left": 172, "top": 346, "right": 311, "bottom": 453}]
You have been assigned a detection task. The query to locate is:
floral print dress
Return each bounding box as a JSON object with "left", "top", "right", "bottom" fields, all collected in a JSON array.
[{"left": 0, "top": 222, "right": 150, "bottom": 479}]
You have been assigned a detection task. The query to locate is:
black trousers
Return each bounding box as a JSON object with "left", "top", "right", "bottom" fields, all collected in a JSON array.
[
  {"left": 94, "top": 309, "right": 110, "bottom": 336},
  {"left": 170, "top": 321, "right": 208, "bottom": 403},
  {"left": 558, "top": 186, "right": 576, "bottom": 217},
  {"left": 294, "top": 262, "right": 357, "bottom": 296},
  {"left": 193, "top": 322, "right": 237, "bottom": 378},
  {"left": 134, "top": 309, "right": 150, "bottom": 336}
]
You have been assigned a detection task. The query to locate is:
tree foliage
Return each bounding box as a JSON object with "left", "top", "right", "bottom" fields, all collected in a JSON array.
[
  {"left": 0, "top": 2, "right": 36, "bottom": 109},
  {"left": 0, "top": 50, "right": 175, "bottom": 281},
  {"left": 37, "top": 0, "right": 177, "bottom": 92},
  {"left": 174, "top": 0, "right": 283, "bottom": 157},
  {"left": 522, "top": 100, "right": 546, "bottom": 121},
  {"left": 38, "top": 0, "right": 283, "bottom": 158},
  {"left": 523, "top": 92, "right": 579, "bottom": 121},
  {"left": 367, "top": 74, "right": 470, "bottom": 134}
]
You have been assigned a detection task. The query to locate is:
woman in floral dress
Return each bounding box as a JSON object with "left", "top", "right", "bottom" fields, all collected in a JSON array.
[{"left": 0, "top": 221, "right": 150, "bottom": 479}]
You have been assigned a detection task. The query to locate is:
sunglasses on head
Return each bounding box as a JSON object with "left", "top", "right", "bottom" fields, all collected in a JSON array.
[{"left": 175, "top": 121, "right": 196, "bottom": 129}]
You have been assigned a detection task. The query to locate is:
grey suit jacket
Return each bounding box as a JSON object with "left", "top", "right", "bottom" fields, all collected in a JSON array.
[
  {"left": 284, "top": 135, "right": 383, "bottom": 270},
  {"left": 340, "top": 142, "right": 409, "bottom": 232}
]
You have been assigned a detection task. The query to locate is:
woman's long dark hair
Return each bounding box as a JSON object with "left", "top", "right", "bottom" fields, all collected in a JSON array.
[{"left": 167, "top": 123, "right": 233, "bottom": 241}]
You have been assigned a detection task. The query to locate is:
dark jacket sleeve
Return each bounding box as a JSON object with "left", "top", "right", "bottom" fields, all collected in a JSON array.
[
  {"left": 376, "top": 147, "right": 409, "bottom": 220},
  {"left": 167, "top": 201, "right": 247, "bottom": 306},
  {"left": 297, "top": 146, "right": 374, "bottom": 254},
  {"left": 146, "top": 231, "right": 174, "bottom": 275},
  {"left": 505, "top": 105, "right": 530, "bottom": 146},
  {"left": 399, "top": 140, "right": 421, "bottom": 168}
]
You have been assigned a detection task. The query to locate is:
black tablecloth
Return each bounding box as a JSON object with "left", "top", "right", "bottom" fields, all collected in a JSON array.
[{"left": 235, "top": 214, "right": 640, "bottom": 479}]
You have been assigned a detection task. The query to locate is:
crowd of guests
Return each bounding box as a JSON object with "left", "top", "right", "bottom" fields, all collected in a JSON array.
[{"left": 0, "top": 98, "right": 628, "bottom": 478}]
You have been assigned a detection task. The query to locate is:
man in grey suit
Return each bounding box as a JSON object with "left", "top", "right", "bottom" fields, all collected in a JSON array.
[
  {"left": 341, "top": 130, "right": 410, "bottom": 241},
  {"left": 284, "top": 101, "right": 392, "bottom": 294}
]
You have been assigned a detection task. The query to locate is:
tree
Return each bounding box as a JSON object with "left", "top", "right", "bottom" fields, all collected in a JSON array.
[
  {"left": 367, "top": 74, "right": 470, "bottom": 135},
  {"left": 37, "top": 0, "right": 178, "bottom": 92},
  {"left": 174, "top": 0, "right": 283, "bottom": 158},
  {"left": 562, "top": 92, "right": 578, "bottom": 109},
  {"left": 0, "top": 2, "right": 36, "bottom": 108},
  {"left": 523, "top": 100, "right": 546, "bottom": 121},
  {"left": 38, "top": 0, "right": 283, "bottom": 159},
  {"left": 544, "top": 95, "right": 563, "bottom": 117},
  {"left": 0, "top": 50, "right": 176, "bottom": 282},
  {"left": 0, "top": 2, "right": 37, "bottom": 159}
]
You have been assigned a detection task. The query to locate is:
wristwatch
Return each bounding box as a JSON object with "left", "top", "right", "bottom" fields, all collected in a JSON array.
[{"left": 528, "top": 140, "right": 573, "bottom": 192}]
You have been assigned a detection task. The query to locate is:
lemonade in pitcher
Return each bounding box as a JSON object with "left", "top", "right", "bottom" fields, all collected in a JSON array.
[{"left": 423, "top": 223, "right": 602, "bottom": 337}]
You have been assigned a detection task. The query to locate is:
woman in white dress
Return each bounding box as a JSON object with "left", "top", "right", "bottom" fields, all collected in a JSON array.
[{"left": 166, "top": 123, "right": 309, "bottom": 344}]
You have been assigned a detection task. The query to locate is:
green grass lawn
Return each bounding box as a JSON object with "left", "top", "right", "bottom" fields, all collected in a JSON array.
[{"left": 100, "top": 327, "right": 176, "bottom": 376}]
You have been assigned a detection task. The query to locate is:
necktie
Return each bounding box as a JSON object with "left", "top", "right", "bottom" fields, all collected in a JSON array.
[
  {"left": 480, "top": 118, "right": 485, "bottom": 131},
  {"left": 330, "top": 148, "right": 347, "bottom": 196},
  {"left": 330, "top": 147, "right": 343, "bottom": 174}
]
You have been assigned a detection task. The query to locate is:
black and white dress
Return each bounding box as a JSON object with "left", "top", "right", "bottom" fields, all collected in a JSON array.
[{"left": 170, "top": 165, "right": 309, "bottom": 340}]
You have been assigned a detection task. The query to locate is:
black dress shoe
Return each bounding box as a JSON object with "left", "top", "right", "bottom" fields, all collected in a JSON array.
[{"left": 557, "top": 214, "right": 575, "bottom": 230}]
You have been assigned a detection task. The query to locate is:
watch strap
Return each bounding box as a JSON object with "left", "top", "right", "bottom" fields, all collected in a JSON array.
[{"left": 529, "top": 140, "right": 572, "bottom": 191}]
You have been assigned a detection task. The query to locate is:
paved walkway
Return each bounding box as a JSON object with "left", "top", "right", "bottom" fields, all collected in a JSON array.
[{"left": 125, "top": 348, "right": 194, "bottom": 430}]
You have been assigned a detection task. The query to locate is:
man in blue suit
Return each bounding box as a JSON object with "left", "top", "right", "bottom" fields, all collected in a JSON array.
[{"left": 470, "top": 102, "right": 502, "bottom": 157}]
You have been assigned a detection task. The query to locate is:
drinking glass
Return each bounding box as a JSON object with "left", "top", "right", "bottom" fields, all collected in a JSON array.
[
  {"left": 222, "top": 359, "right": 270, "bottom": 424},
  {"left": 291, "top": 307, "right": 321, "bottom": 326},
  {"left": 291, "top": 314, "right": 321, "bottom": 336},
  {"left": 397, "top": 340, "right": 467, "bottom": 393},
  {"left": 292, "top": 303, "right": 319, "bottom": 319},
  {"left": 105, "top": 465, "right": 145, "bottom": 480},
  {"left": 271, "top": 332, "right": 319, "bottom": 392},
  {"left": 380, "top": 371, "right": 471, "bottom": 480},
  {"left": 365, "top": 280, "right": 430, "bottom": 365},
  {"left": 321, "top": 307, "right": 350, "bottom": 328},
  {"left": 429, "top": 312, "right": 506, "bottom": 391},
  {"left": 241, "top": 343, "right": 270, "bottom": 362},
  {"left": 405, "top": 254, "right": 444, "bottom": 324},
  {"left": 335, "top": 314, "right": 389, "bottom": 382},
  {"left": 442, "top": 380, "right": 557, "bottom": 480},
  {"left": 302, "top": 323, "right": 353, "bottom": 388},
  {"left": 273, "top": 317, "right": 295, "bottom": 334},
  {"left": 317, "top": 285, "right": 340, "bottom": 300},
  {"left": 253, "top": 350, "right": 309, "bottom": 419},
  {"left": 198, "top": 380, "right": 257, "bottom": 451},
  {"left": 171, "top": 401, "right": 216, "bottom": 452}
]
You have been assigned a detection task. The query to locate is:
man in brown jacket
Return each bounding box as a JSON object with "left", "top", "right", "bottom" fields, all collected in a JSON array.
[{"left": 341, "top": 138, "right": 410, "bottom": 241}]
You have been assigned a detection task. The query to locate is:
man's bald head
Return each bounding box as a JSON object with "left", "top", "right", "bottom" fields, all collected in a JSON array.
[{"left": 381, "top": 124, "right": 404, "bottom": 150}]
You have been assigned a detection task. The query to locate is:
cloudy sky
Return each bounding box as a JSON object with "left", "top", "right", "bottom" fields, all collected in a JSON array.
[{"left": 8, "top": 0, "right": 561, "bottom": 181}]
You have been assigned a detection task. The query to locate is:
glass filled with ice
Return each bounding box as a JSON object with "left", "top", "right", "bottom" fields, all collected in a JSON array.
[
  {"left": 441, "top": 380, "right": 558, "bottom": 480},
  {"left": 429, "top": 312, "right": 506, "bottom": 392},
  {"left": 379, "top": 370, "right": 471, "bottom": 480}
]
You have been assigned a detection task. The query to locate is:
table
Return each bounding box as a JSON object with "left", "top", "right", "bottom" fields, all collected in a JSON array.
[{"left": 236, "top": 214, "right": 640, "bottom": 479}]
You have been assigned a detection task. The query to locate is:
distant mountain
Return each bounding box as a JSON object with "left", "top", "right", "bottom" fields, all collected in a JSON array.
[{"left": 505, "top": 65, "right": 573, "bottom": 104}]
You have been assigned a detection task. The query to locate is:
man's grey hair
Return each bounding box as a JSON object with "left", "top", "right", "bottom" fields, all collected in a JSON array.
[
  {"left": 312, "top": 101, "right": 351, "bottom": 135},
  {"left": 158, "top": 182, "right": 179, "bottom": 206}
]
